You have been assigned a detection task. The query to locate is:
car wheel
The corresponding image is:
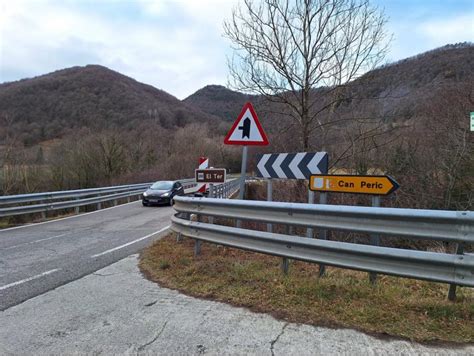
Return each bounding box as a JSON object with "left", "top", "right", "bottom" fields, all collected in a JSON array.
[{"left": 142, "top": 201, "right": 148, "bottom": 207}]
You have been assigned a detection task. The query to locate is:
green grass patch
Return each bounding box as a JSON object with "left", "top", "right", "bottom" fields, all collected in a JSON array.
[{"left": 139, "top": 234, "right": 474, "bottom": 344}]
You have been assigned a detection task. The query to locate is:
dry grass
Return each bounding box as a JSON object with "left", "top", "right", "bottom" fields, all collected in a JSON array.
[{"left": 139, "top": 234, "right": 474, "bottom": 344}]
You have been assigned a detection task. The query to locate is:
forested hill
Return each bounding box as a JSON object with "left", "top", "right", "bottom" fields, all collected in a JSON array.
[
  {"left": 184, "top": 43, "right": 474, "bottom": 123},
  {"left": 184, "top": 85, "right": 255, "bottom": 122},
  {"left": 0, "top": 65, "right": 220, "bottom": 145}
]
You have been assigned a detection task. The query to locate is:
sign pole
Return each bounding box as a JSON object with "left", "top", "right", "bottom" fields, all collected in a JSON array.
[
  {"left": 238, "top": 146, "right": 248, "bottom": 200},
  {"left": 306, "top": 190, "right": 315, "bottom": 237},
  {"left": 318, "top": 192, "right": 328, "bottom": 277},
  {"left": 267, "top": 178, "right": 273, "bottom": 232},
  {"left": 236, "top": 146, "right": 248, "bottom": 228},
  {"left": 369, "top": 195, "right": 381, "bottom": 284}
]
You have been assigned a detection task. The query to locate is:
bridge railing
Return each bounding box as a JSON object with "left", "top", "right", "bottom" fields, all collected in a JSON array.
[
  {"left": 171, "top": 196, "right": 474, "bottom": 293},
  {"left": 0, "top": 178, "right": 197, "bottom": 218}
]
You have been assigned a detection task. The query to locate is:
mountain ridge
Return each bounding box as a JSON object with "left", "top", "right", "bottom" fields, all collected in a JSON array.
[
  {"left": 0, "top": 64, "right": 221, "bottom": 145},
  {"left": 1, "top": 43, "right": 473, "bottom": 147}
]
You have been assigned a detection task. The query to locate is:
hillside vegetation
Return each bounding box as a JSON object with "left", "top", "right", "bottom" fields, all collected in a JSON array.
[
  {"left": 0, "top": 65, "right": 222, "bottom": 145},
  {"left": 0, "top": 43, "right": 473, "bottom": 212}
]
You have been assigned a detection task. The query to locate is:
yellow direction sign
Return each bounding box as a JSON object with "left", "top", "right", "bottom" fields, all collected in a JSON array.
[{"left": 309, "top": 175, "right": 399, "bottom": 195}]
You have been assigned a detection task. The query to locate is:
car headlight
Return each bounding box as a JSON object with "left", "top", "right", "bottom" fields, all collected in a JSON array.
[
  {"left": 143, "top": 192, "right": 148, "bottom": 197},
  {"left": 162, "top": 192, "right": 170, "bottom": 197}
]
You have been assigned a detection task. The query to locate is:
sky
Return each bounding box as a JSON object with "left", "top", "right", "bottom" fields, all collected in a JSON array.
[{"left": 0, "top": 0, "right": 473, "bottom": 99}]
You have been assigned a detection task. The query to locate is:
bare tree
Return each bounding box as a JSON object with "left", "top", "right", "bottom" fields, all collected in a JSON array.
[{"left": 224, "top": 0, "right": 391, "bottom": 150}]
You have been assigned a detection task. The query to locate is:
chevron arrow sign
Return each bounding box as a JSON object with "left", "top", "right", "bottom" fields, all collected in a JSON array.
[{"left": 256, "top": 152, "right": 328, "bottom": 179}]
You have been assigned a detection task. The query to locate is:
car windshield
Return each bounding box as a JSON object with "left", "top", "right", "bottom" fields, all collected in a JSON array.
[{"left": 150, "top": 181, "right": 173, "bottom": 190}]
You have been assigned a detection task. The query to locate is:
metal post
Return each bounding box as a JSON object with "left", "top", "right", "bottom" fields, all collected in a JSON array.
[
  {"left": 306, "top": 190, "right": 315, "bottom": 237},
  {"left": 369, "top": 195, "right": 381, "bottom": 284},
  {"left": 194, "top": 214, "right": 202, "bottom": 256},
  {"left": 176, "top": 212, "right": 189, "bottom": 242},
  {"left": 209, "top": 184, "right": 214, "bottom": 224},
  {"left": 318, "top": 192, "right": 328, "bottom": 277},
  {"left": 281, "top": 224, "right": 291, "bottom": 275},
  {"left": 194, "top": 239, "right": 201, "bottom": 256},
  {"left": 237, "top": 146, "right": 248, "bottom": 228},
  {"left": 127, "top": 196, "right": 130, "bottom": 203},
  {"left": 267, "top": 179, "right": 273, "bottom": 233},
  {"left": 238, "top": 146, "right": 248, "bottom": 200},
  {"left": 41, "top": 200, "right": 46, "bottom": 220},
  {"left": 113, "top": 199, "right": 117, "bottom": 206},
  {"left": 448, "top": 243, "right": 464, "bottom": 301}
]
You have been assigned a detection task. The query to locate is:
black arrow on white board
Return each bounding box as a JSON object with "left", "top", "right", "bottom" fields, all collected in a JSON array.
[{"left": 256, "top": 152, "right": 328, "bottom": 179}]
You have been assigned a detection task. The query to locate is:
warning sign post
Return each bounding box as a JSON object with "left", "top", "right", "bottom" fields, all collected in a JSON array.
[{"left": 224, "top": 102, "right": 269, "bottom": 203}]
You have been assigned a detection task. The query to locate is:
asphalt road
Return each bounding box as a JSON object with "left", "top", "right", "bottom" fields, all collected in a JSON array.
[
  {"left": 2, "top": 254, "right": 471, "bottom": 355},
  {"left": 0, "top": 201, "right": 173, "bottom": 311}
]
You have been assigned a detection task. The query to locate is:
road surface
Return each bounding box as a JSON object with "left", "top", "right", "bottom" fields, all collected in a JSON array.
[
  {"left": 1, "top": 254, "right": 471, "bottom": 355},
  {"left": 0, "top": 201, "right": 172, "bottom": 310}
]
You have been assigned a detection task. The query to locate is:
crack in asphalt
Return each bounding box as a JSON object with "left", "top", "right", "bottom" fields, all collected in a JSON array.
[
  {"left": 136, "top": 320, "right": 169, "bottom": 353},
  {"left": 270, "top": 322, "right": 289, "bottom": 356},
  {"left": 92, "top": 272, "right": 118, "bottom": 277}
]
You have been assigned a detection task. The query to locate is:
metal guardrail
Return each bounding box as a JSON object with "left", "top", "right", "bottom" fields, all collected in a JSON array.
[
  {"left": 0, "top": 183, "right": 151, "bottom": 206},
  {"left": 171, "top": 197, "right": 474, "bottom": 288},
  {"left": 173, "top": 198, "right": 473, "bottom": 243},
  {"left": 0, "top": 178, "right": 197, "bottom": 218},
  {"left": 207, "top": 179, "right": 241, "bottom": 199}
]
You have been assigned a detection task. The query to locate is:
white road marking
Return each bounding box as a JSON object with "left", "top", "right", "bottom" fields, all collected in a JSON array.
[
  {"left": 0, "top": 200, "right": 141, "bottom": 232},
  {"left": 0, "top": 269, "right": 60, "bottom": 291},
  {"left": 2, "top": 233, "right": 69, "bottom": 250},
  {"left": 90, "top": 225, "right": 171, "bottom": 258}
]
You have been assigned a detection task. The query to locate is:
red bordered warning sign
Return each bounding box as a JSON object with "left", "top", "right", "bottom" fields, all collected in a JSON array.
[{"left": 224, "top": 102, "right": 269, "bottom": 146}]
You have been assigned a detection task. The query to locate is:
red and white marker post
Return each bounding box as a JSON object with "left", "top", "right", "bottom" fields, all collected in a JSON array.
[{"left": 196, "top": 157, "right": 209, "bottom": 194}]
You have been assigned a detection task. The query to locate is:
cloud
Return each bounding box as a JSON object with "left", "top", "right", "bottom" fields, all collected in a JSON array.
[
  {"left": 1, "top": 0, "right": 472, "bottom": 98},
  {"left": 385, "top": 10, "right": 473, "bottom": 63},
  {"left": 0, "top": 0, "right": 236, "bottom": 98},
  {"left": 418, "top": 14, "right": 474, "bottom": 45}
]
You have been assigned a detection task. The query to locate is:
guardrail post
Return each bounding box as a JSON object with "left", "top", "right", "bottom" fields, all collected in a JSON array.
[
  {"left": 448, "top": 243, "right": 465, "bottom": 301},
  {"left": 194, "top": 239, "right": 201, "bottom": 256},
  {"left": 369, "top": 195, "right": 381, "bottom": 284},
  {"left": 75, "top": 197, "right": 80, "bottom": 214},
  {"left": 306, "top": 190, "right": 314, "bottom": 237},
  {"left": 318, "top": 192, "right": 328, "bottom": 277},
  {"left": 113, "top": 199, "right": 118, "bottom": 206},
  {"left": 41, "top": 201, "right": 46, "bottom": 220},
  {"left": 267, "top": 179, "right": 273, "bottom": 233},
  {"left": 194, "top": 214, "right": 202, "bottom": 256},
  {"left": 281, "top": 224, "right": 292, "bottom": 275},
  {"left": 176, "top": 211, "right": 191, "bottom": 242}
]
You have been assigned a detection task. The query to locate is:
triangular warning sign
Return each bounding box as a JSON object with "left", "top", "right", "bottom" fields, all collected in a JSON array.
[{"left": 224, "top": 102, "right": 269, "bottom": 146}]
